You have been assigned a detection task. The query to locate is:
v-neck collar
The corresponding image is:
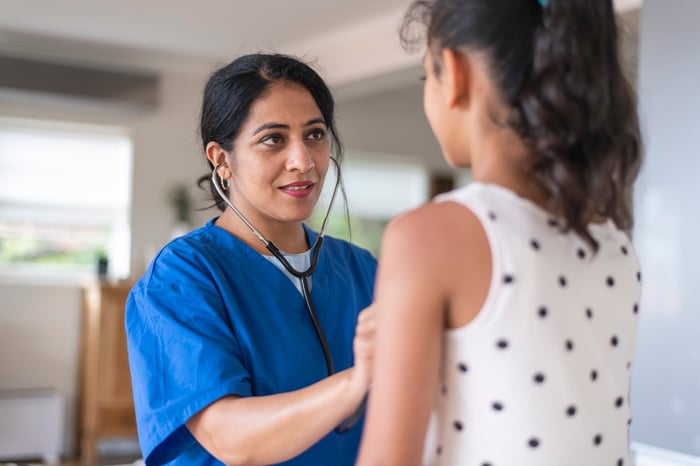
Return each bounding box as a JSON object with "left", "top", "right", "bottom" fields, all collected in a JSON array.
[{"left": 205, "top": 219, "right": 332, "bottom": 321}]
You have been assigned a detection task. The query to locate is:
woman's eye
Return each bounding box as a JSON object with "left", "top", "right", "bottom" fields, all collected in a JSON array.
[
  {"left": 261, "top": 134, "right": 282, "bottom": 145},
  {"left": 308, "top": 128, "right": 327, "bottom": 140}
]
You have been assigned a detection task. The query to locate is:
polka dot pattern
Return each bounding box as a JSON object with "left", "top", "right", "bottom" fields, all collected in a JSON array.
[{"left": 430, "top": 183, "right": 639, "bottom": 465}]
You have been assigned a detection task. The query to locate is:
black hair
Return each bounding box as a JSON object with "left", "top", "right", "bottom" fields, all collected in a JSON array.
[
  {"left": 401, "top": 0, "right": 642, "bottom": 250},
  {"left": 196, "top": 53, "right": 347, "bottom": 214}
]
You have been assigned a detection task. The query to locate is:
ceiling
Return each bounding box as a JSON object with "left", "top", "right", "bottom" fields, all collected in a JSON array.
[
  {"left": 0, "top": 0, "right": 412, "bottom": 74},
  {"left": 0, "top": 0, "right": 643, "bottom": 168},
  {"left": 0, "top": 0, "right": 642, "bottom": 80}
]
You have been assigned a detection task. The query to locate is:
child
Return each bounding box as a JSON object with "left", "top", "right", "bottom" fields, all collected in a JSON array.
[{"left": 356, "top": 0, "right": 642, "bottom": 465}]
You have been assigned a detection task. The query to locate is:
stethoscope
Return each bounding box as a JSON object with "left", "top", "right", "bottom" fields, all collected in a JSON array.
[{"left": 211, "top": 158, "right": 365, "bottom": 433}]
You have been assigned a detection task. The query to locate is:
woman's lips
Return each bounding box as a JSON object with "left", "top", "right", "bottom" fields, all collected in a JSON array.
[{"left": 279, "top": 181, "right": 315, "bottom": 198}]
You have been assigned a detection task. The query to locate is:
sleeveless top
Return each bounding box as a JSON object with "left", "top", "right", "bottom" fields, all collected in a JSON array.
[{"left": 423, "top": 182, "right": 641, "bottom": 466}]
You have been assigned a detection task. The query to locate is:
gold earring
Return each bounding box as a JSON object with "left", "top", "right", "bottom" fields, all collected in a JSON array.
[{"left": 221, "top": 177, "right": 230, "bottom": 190}]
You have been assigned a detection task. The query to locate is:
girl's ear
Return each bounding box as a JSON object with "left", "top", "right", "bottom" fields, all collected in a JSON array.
[
  {"left": 206, "top": 142, "right": 232, "bottom": 180},
  {"left": 439, "top": 48, "right": 471, "bottom": 109}
]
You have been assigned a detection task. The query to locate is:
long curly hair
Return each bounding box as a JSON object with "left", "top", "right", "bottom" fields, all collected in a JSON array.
[{"left": 402, "top": 0, "right": 642, "bottom": 250}]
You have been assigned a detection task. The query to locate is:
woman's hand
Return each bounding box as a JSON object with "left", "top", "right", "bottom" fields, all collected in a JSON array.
[
  {"left": 186, "top": 304, "right": 379, "bottom": 465},
  {"left": 351, "top": 303, "right": 377, "bottom": 393}
]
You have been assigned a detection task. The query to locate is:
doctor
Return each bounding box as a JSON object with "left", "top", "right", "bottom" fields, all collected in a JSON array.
[{"left": 125, "top": 53, "right": 377, "bottom": 466}]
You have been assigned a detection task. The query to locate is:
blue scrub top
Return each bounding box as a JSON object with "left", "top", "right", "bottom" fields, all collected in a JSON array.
[{"left": 125, "top": 219, "right": 377, "bottom": 466}]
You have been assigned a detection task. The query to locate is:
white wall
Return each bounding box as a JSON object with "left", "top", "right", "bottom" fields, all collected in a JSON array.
[
  {"left": 127, "top": 70, "right": 215, "bottom": 275},
  {"left": 0, "top": 282, "right": 82, "bottom": 456},
  {"left": 630, "top": 0, "right": 700, "bottom": 458},
  {"left": 336, "top": 83, "right": 448, "bottom": 172}
]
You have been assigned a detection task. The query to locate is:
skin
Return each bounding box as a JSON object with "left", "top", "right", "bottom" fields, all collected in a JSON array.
[
  {"left": 355, "top": 48, "right": 544, "bottom": 466},
  {"left": 208, "top": 81, "right": 331, "bottom": 255},
  {"left": 186, "top": 81, "right": 376, "bottom": 466}
]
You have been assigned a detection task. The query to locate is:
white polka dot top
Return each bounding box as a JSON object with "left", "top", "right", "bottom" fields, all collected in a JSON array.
[{"left": 424, "top": 182, "right": 641, "bottom": 466}]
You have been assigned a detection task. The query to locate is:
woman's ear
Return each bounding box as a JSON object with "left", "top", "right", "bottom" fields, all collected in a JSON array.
[
  {"left": 206, "top": 142, "right": 232, "bottom": 180},
  {"left": 439, "top": 48, "right": 471, "bottom": 109}
]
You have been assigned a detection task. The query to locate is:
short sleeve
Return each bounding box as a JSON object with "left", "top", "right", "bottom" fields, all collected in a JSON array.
[{"left": 125, "top": 251, "right": 252, "bottom": 465}]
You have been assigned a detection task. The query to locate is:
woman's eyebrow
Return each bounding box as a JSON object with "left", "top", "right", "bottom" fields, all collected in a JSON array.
[
  {"left": 252, "top": 122, "right": 288, "bottom": 135},
  {"left": 252, "top": 117, "right": 325, "bottom": 136},
  {"left": 304, "top": 117, "right": 326, "bottom": 127}
]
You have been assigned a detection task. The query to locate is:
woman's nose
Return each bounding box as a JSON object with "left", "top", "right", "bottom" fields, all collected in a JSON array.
[{"left": 285, "top": 140, "right": 315, "bottom": 173}]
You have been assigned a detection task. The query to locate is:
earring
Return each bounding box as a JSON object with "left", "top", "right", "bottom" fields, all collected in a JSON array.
[{"left": 220, "top": 177, "right": 231, "bottom": 190}]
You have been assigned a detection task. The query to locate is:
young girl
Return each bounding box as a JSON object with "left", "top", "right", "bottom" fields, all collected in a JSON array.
[{"left": 356, "top": 1, "right": 642, "bottom": 465}]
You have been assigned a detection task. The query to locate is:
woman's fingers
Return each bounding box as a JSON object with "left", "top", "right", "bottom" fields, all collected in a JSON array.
[{"left": 352, "top": 304, "right": 377, "bottom": 389}]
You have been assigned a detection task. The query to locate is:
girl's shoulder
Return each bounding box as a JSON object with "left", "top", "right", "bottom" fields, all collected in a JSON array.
[
  {"left": 387, "top": 186, "right": 487, "bottom": 253},
  {"left": 381, "top": 194, "right": 490, "bottom": 285}
]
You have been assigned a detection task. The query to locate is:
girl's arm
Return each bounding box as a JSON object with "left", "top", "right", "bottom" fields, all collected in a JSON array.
[{"left": 356, "top": 201, "right": 491, "bottom": 466}]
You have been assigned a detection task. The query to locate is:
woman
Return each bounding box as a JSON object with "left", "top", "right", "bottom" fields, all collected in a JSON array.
[
  {"left": 126, "top": 53, "right": 376, "bottom": 466},
  {"left": 357, "top": 0, "right": 642, "bottom": 465}
]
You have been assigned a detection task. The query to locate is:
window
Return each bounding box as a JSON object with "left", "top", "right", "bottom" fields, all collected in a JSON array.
[
  {"left": 310, "top": 157, "right": 429, "bottom": 256},
  {"left": 0, "top": 117, "right": 132, "bottom": 282}
]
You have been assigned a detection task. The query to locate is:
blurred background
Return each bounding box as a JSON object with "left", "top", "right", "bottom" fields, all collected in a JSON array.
[{"left": 0, "top": 0, "right": 698, "bottom": 465}]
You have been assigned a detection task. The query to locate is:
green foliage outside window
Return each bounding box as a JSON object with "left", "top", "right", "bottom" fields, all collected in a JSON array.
[
  {"left": 307, "top": 211, "right": 388, "bottom": 258},
  {"left": 0, "top": 222, "right": 110, "bottom": 271}
]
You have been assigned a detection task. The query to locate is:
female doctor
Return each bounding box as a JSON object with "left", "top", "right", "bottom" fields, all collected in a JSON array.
[{"left": 125, "top": 53, "right": 377, "bottom": 466}]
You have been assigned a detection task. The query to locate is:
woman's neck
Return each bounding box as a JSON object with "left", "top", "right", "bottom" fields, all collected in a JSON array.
[{"left": 216, "top": 209, "right": 309, "bottom": 255}]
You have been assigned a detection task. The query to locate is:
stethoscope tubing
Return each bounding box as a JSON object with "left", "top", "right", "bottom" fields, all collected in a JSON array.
[{"left": 211, "top": 158, "right": 363, "bottom": 432}]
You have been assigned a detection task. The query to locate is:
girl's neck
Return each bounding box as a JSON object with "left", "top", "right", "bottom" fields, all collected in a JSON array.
[{"left": 468, "top": 122, "right": 552, "bottom": 212}]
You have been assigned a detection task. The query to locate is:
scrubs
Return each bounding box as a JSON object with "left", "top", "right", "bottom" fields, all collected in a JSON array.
[{"left": 126, "top": 219, "right": 377, "bottom": 466}]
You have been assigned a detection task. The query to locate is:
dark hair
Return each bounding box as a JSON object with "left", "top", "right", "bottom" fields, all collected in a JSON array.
[
  {"left": 197, "top": 53, "right": 346, "bottom": 213},
  {"left": 401, "top": 0, "right": 642, "bottom": 249}
]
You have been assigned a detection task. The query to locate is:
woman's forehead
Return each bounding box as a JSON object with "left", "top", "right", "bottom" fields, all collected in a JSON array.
[{"left": 244, "top": 82, "right": 324, "bottom": 127}]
